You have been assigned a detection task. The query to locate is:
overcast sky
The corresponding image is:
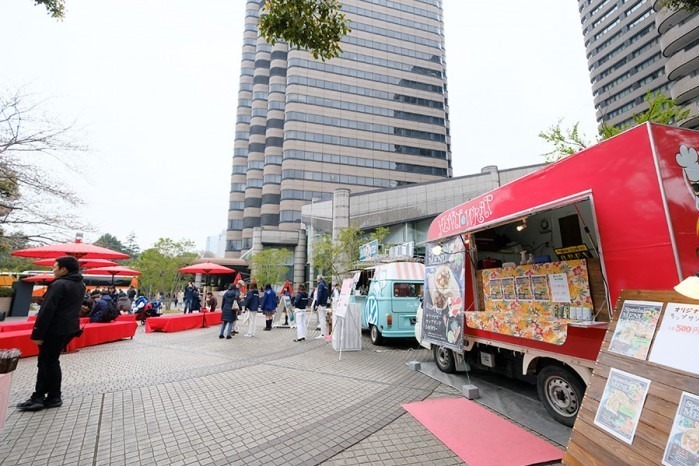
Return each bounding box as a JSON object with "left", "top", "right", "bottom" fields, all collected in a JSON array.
[{"left": 0, "top": 0, "right": 597, "bottom": 251}]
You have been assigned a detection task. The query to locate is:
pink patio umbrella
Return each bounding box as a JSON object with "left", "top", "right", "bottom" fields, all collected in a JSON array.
[
  {"left": 13, "top": 240, "right": 129, "bottom": 260},
  {"left": 33, "top": 258, "right": 119, "bottom": 268},
  {"left": 84, "top": 266, "right": 141, "bottom": 285}
]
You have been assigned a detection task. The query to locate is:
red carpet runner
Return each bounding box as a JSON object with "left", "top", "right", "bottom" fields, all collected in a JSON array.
[{"left": 402, "top": 398, "right": 564, "bottom": 466}]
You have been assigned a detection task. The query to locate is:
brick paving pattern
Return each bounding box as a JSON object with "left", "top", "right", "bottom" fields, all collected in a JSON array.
[{"left": 0, "top": 321, "right": 562, "bottom": 465}]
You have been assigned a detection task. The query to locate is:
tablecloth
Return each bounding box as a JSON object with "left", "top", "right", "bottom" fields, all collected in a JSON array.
[
  {"left": 145, "top": 314, "right": 204, "bottom": 333},
  {"left": 67, "top": 321, "right": 138, "bottom": 351},
  {"left": 0, "top": 330, "right": 38, "bottom": 357},
  {"left": 203, "top": 312, "right": 222, "bottom": 327},
  {"left": 0, "top": 322, "right": 34, "bottom": 333}
]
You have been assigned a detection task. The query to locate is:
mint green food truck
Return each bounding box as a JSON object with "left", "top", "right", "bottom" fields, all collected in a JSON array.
[{"left": 349, "top": 262, "right": 425, "bottom": 345}]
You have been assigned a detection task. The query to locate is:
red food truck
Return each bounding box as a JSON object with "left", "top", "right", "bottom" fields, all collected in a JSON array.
[{"left": 416, "top": 123, "right": 699, "bottom": 426}]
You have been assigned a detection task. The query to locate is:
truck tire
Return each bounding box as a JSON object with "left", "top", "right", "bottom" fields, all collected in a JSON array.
[
  {"left": 537, "top": 365, "right": 585, "bottom": 427},
  {"left": 370, "top": 325, "right": 384, "bottom": 345},
  {"left": 433, "top": 345, "right": 456, "bottom": 373}
]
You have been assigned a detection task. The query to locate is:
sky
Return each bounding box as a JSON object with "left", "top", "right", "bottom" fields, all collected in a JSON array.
[{"left": 0, "top": 0, "right": 598, "bottom": 252}]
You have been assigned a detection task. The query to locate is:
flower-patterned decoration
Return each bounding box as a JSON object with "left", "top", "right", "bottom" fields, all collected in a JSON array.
[{"left": 466, "top": 260, "right": 593, "bottom": 345}]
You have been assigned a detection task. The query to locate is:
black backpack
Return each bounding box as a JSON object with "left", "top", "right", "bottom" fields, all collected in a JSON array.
[{"left": 104, "top": 299, "right": 119, "bottom": 322}]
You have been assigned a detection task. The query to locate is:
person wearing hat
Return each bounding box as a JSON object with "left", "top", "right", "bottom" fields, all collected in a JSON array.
[{"left": 17, "top": 256, "right": 85, "bottom": 411}]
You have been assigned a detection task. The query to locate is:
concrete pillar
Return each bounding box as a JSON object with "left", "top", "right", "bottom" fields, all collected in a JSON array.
[
  {"left": 332, "top": 189, "right": 351, "bottom": 280},
  {"left": 250, "top": 227, "right": 263, "bottom": 277},
  {"left": 294, "top": 228, "right": 306, "bottom": 288}
]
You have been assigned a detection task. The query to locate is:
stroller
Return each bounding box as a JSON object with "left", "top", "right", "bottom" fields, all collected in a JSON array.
[{"left": 133, "top": 296, "right": 163, "bottom": 324}]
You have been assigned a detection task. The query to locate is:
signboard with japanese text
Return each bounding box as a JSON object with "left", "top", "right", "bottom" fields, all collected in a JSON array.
[
  {"left": 609, "top": 300, "right": 663, "bottom": 360},
  {"left": 421, "top": 237, "right": 465, "bottom": 352},
  {"left": 553, "top": 244, "right": 593, "bottom": 261},
  {"left": 333, "top": 278, "right": 354, "bottom": 319},
  {"left": 649, "top": 302, "right": 699, "bottom": 375},
  {"left": 359, "top": 240, "right": 379, "bottom": 261},
  {"left": 594, "top": 368, "right": 651, "bottom": 445},
  {"left": 663, "top": 392, "right": 699, "bottom": 466}
]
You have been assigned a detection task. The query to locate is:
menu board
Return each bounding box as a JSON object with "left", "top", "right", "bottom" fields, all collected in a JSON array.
[
  {"left": 489, "top": 278, "right": 503, "bottom": 300},
  {"left": 515, "top": 276, "right": 533, "bottom": 300},
  {"left": 649, "top": 303, "right": 699, "bottom": 375},
  {"left": 608, "top": 300, "right": 663, "bottom": 360},
  {"left": 594, "top": 368, "right": 651, "bottom": 445},
  {"left": 531, "top": 275, "right": 550, "bottom": 301},
  {"left": 501, "top": 277, "right": 516, "bottom": 301},
  {"left": 421, "top": 237, "right": 466, "bottom": 352},
  {"left": 549, "top": 273, "right": 572, "bottom": 303},
  {"left": 663, "top": 392, "right": 699, "bottom": 466}
]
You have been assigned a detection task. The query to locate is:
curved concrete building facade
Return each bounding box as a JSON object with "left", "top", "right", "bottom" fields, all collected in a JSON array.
[{"left": 226, "top": 0, "right": 451, "bottom": 261}]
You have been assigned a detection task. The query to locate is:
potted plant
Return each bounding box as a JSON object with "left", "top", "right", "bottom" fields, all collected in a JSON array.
[{"left": 0, "top": 286, "right": 14, "bottom": 318}]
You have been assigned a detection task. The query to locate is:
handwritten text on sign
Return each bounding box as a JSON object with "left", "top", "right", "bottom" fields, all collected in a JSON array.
[{"left": 649, "top": 303, "right": 699, "bottom": 375}]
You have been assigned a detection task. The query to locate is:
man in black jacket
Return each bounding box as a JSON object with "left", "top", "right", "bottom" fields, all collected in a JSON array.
[{"left": 17, "top": 256, "right": 85, "bottom": 411}]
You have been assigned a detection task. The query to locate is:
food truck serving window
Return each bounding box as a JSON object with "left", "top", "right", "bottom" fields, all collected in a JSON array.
[{"left": 393, "top": 283, "right": 423, "bottom": 298}]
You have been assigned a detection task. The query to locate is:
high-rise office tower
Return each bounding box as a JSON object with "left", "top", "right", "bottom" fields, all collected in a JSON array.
[
  {"left": 227, "top": 0, "right": 451, "bottom": 263},
  {"left": 578, "top": 0, "right": 699, "bottom": 130}
]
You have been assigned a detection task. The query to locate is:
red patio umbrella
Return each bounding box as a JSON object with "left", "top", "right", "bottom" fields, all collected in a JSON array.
[
  {"left": 13, "top": 240, "right": 129, "bottom": 260},
  {"left": 84, "top": 266, "right": 141, "bottom": 285},
  {"left": 23, "top": 273, "right": 55, "bottom": 284},
  {"left": 179, "top": 262, "right": 235, "bottom": 309},
  {"left": 33, "top": 258, "right": 119, "bottom": 268}
]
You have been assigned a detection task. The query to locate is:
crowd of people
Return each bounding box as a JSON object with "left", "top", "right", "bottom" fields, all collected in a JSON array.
[{"left": 210, "top": 275, "right": 342, "bottom": 343}]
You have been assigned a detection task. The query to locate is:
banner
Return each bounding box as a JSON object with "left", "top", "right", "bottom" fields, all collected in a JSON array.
[{"left": 421, "top": 237, "right": 466, "bottom": 352}]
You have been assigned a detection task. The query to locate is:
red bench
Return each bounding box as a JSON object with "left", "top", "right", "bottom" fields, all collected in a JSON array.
[
  {"left": 145, "top": 313, "right": 204, "bottom": 333},
  {"left": 0, "top": 322, "right": 34, "bottom": 333},
  {"left": 203, "top": 311, "right": 222, "bottom": 327}
]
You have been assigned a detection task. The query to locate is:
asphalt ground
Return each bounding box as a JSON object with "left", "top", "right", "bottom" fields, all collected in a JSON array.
[{"left": 0, "top": 316, "right": 566, "bottom": 465}]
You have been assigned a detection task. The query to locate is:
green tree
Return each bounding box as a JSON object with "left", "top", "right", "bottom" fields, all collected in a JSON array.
[
  {"left": 311, "top": 233, "right": 336, "bottom": 279},
  {"left": 123, "top": 231, "right": 140, "bottom": 258},
  {"left": 249, "top": 248, "right": 292, "bottom": 287},
  {"left": 135, "top": 238, "right": 197, "bottom": 307},
  {"left": 659, "top": 0, "right": 699, "bottom": 10},
  {"left": 94, "top": 233, "right": 128, "bottom": 255},
  {"left": 259, "top": 0, "right": 351, "bottom": 61},
  {"left": 31, "top": 0, "right": 351, "bottom": 61},
  {"left": 33, "top": 0, "right": 65, "bottom": 18},
  {"left": 311, "top": 225, "right": 392, "bottom": 279},
  {"left": 540, "top": 91, "right": 691, "bottom": 162}
]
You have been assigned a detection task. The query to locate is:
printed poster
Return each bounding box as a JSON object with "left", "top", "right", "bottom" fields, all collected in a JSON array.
[
  {"left": 608, "top": 300, "right": 663, "bottom": 360},
  {"left": 515, "top": 276, "right": 533, "bottom": 300},
  {"left": 663, "top": 392, "right": 699, "bottom": 466},
  {"left": 548, "top": 273, "right": 571, "bottom": 303},
  {"left": 501, "top": 277, "right": 516, "bottom": 301},
  {"left": 594, "top": 368, "right": 651, "bottom": 445},
  {"left": 489, "top": 278, "right": 503, "bottom": 300},
  {"left": 649, "top": 303, "right": 699, "bottom": 375},
  {"left": 421, "top": 237, "right": 465, "bottom": 352},
  {"left": 531, "top": 275, "right": 550, "bottom": 301},
  {"left": 333, "top": 278, "right": 354, "bottom": 318}
]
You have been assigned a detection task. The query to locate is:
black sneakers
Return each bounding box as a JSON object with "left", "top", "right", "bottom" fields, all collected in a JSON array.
[
  {"left": 16, "top": 398, "right": 45, "bottom": 411},
  {"left": 44, "top": 398, "right": 63, "bottom": 409},
  {"left": 293, "top": 337, "right": 305, "bottom": 342}
]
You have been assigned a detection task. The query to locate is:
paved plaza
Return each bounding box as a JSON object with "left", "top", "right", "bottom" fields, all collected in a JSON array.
[{"left": 0, "top": 317, "right": 563, "bottom": 465}]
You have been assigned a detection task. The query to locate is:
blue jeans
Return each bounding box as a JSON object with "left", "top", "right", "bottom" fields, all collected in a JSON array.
[
  {"left": 220, "top": 321, "right": 234, "bottom": 337},
  {"left": 183, "top": 298, "right": 192, "bottom": 313}
]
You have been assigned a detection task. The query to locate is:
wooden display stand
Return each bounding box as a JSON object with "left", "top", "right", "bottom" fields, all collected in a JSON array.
[{"left": 564, "top": 290, "right": 699, "bottom": 465}]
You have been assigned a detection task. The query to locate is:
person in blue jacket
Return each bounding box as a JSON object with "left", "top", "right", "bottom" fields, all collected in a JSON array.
[
  {"left": 260, "top": 284, "right": 277, "bottom": 331},
  {"left": 315, "top": 275, "right": 329, "bottom": 339},
  {"left": 219, "top": 284, "right": 239, "bottom": 339},
  {"left": 243, "top": 282, "right": 260, "bottom": 337}
]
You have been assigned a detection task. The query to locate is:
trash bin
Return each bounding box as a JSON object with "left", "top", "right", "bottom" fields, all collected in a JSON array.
[{"left": 0, "top": 349, "right": 20, "bottom": 430}]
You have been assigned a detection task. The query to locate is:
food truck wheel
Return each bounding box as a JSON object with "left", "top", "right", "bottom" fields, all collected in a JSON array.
[
  {"left": 433, "top": 345, "right": 456, "bottom": 373},
  {"left": 370, "top": 325, "right": 384, "bottom": 345},
  {"left": 537, "top": 365, "right": 584, "bottom": 427}
]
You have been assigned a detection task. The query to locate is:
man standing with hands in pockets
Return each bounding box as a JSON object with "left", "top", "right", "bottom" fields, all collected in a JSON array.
[{"left": 17, "top": 256, "right": 85, "bottom": 411}]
